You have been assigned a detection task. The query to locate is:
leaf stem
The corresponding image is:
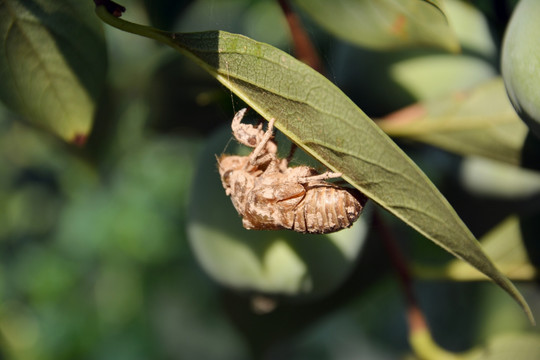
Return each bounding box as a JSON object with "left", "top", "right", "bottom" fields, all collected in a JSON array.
[
  {"left": 94, "top": 2, "right": 169, "bottom": 44},
  {"left": 93, "top": 1, "right": 220, "bottom": 79},
  {"left": 276, "top": 0, "right": 324, "bottom": 74}
]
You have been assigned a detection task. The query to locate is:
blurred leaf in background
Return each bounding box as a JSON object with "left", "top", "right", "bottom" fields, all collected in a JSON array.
[
  {"left": 0, "top": 0, "right": 107, "bottom": 143},
  {"left": 329, "top": 0, "right": 498, "bottom": 116},
  {"left": 377, "top": 78, "right": 529, "bottom": 165},
  {"left": 0, "top": 0, "right": 247, "bottom": 358},
  {"left": 294, "top": 0, "right": 461, "bottom": 52}
]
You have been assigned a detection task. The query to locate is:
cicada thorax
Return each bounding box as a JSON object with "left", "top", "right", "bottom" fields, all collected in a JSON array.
[
  {"left": 243, "top": 180, "right": 306, "bottom": 231},
  {"left": 290, "top": 183, "right": 366, "bottom": 234}
]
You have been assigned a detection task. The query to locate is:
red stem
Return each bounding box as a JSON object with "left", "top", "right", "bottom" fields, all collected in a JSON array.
[
  {"left": 276, "top": 0, "right": 324, "bottom": 74},
  {"left": 373, "top": 211, "right": 428, "bottom": 333}
]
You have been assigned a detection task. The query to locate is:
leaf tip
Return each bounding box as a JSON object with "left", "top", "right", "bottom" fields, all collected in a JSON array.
[{"left": 500, "top": 275, "right": 536, "bottom": 326}]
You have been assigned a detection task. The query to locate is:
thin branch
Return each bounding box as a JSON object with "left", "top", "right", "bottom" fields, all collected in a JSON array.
[
  {"left": 373, "top": 211, "right": 424, "bottom": 328},
  {"left": 373, "top": 211, "right": 463, "bottom": 360},
  {"left": 276, "top": 0, "right": 324, "bottom": 74}
]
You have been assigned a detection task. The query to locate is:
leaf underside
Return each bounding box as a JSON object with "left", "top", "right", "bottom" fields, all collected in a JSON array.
[{"left": 95, "top": 6, "right": 534, "bottom": 324}]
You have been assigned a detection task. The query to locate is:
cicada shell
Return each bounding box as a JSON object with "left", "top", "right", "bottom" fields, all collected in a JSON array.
[{"left": 218, "top": 109, "right": 367, "bottom": 234}]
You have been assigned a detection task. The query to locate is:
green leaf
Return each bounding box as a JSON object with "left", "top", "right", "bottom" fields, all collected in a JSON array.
[
  {"left": 293, "top": 0, "right": 460, "bottom": 52},
  {"left": 0, "top": 0, "right": 107, "bottom": 143},
  {"left": 377, "top": 78, "right": 529, "bottom": 165},
  {"left": 412, "top": 216, "right": 538, "bottom": 281},
  {"left": 94, "top": 5, "right": 534, "bottom": 324}
]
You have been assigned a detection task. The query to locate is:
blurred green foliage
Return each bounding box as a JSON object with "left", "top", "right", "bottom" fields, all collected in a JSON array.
[{"left": 0, "top": 0, "right": 539, "bottom": 359}]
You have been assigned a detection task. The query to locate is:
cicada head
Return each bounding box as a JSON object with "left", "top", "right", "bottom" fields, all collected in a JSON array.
[{"left": 217, "top": 155, "right": 252, "bottom": 194}]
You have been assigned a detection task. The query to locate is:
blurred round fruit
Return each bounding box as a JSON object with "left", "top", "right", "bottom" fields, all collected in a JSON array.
[{"left": 501, "top": 0, "right": 540, "bottom": 139}]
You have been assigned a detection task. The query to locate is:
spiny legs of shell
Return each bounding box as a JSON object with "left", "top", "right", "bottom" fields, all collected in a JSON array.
[
  {"left": 231, "top": 108, "right": 264, "bottom": 148},
  {"left": 297, "top": 171, "right": 343, "bottom": 183},
  {"left": 285, "top": 143, "right": 298, "bottom": 164},
  {"left": 248, "top": 117, "right": 276, "bottom": 165},
  {"left": 233, "top": 109, "right": 344, "bottom": 182},
  {"left": 230, "top": 108, "right": 278, "bottom": 166}
]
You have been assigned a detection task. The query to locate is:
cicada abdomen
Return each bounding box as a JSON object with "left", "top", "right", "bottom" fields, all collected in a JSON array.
[
  {"left": 290, "top": 184, "right": 366, "bottom": 234},
  {"left": 243, "top": 176, "right": 366, "bottom": 234}
]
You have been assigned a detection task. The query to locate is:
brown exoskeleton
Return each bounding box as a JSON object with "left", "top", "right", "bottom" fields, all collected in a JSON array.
[{"left": 218, "top": 108, "right": 367, "bottom": 234}]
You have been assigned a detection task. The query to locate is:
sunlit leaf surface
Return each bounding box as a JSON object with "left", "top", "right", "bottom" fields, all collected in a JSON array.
[
  {"left": 0, "top": 0, "right": 107, "bottom": 143},
  {"left": 293, "top": 0, "right": 460, "bottom": 52},
  {"left": 95, "top": 5, "right": 534, "bottom": 323}
]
